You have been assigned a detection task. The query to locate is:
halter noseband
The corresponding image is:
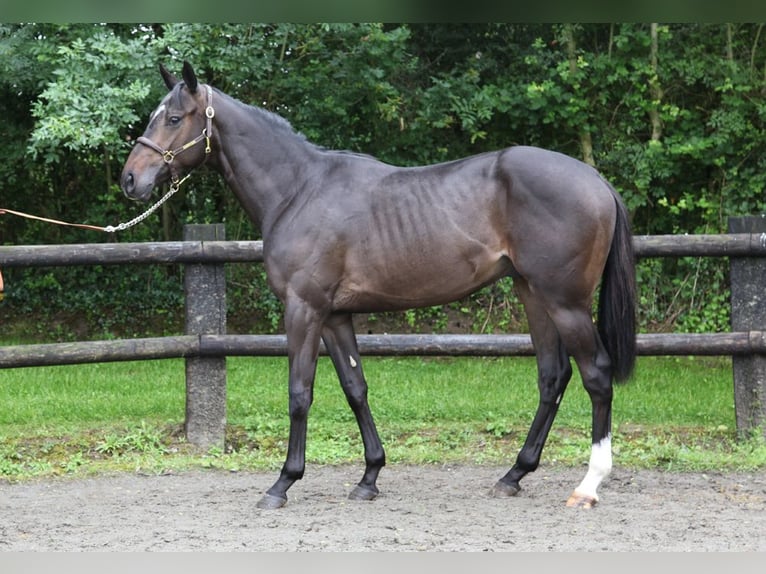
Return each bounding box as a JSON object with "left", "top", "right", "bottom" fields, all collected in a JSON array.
[{"left": 136, "top": 84, "right": 215, "bottom": 179}]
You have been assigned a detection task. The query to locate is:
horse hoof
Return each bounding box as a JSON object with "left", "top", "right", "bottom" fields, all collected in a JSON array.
[
  {"left": 489, "top": 480, "right": 521, "bottom": 498},
  {"left": 566, "top": 491, "right": 598, "bottom": 509},
  {"left": 348, "top": 485, "right": 378, "bottom": 501},
  {"left": 256, "top": 493, "right": 288, "bottom": 509}
]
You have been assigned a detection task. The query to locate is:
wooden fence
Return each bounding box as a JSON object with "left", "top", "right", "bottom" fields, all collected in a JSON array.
[{"left": 1, "top": 217, "right": 765, "bottom": 447}]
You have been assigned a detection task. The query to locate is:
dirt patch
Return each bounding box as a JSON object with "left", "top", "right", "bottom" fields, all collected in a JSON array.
[{"left": 1, "top": 464, "right": 764, "bottom": 551}]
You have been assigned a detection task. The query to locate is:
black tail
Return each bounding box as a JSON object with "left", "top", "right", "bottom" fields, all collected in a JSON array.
[{"left": 597, "top": 188, "right": 637, "bottom": 383}]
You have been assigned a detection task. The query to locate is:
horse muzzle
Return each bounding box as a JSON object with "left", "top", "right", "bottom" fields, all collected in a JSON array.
[{"left": 120, "top": 168, "right": 158, "bottom": 203}]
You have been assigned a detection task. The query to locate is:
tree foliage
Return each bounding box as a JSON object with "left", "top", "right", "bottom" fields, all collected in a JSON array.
[{"left": 1, "top": 23, "right": 765, "bottom": 339}]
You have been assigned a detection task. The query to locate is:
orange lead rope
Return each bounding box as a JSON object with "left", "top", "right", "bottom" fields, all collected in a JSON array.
[
  {"left": 0, "top": 207, "right": 108, "bottom": 303},
  {"left": 0, "top": 174, "right": 190, "bottom": 235},
  {"left": 0, "top": 168, "right": 195, "bottom": 303},
  {"left": 0, "top": 207, "right": 108, "bottom": 232}
]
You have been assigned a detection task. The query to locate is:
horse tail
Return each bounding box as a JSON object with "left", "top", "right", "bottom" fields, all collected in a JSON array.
[{"left": 597, "top": 186, "right": 637, "bottom": 383}]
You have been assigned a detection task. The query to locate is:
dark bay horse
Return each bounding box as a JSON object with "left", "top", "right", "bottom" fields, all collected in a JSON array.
[{"left": 120, "top": 62, "right": 636, "bottom": 510}]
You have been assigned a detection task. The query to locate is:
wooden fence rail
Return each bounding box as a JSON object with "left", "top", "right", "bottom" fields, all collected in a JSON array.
[
  {"left": 1, "top": 217, "right": 765, "bottom": 446},
  {"left": 2, "top": 331, "right": 766, "bottom": 369},
  {"left": 1, "top": 232, "right": 765, "bottom": 268}
]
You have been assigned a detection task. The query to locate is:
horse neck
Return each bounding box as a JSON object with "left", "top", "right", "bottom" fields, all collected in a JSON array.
[{"left": 208, "top": 90, "right": 318, "bottom": 234}]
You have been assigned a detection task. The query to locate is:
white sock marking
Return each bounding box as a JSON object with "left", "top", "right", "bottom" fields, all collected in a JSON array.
[{"left": 573, "top": 435, "right": 612, "bottom": 501}]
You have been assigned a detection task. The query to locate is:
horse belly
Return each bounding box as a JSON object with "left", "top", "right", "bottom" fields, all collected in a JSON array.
[
  {"left": 329, "top": 156, "right": 512, "bottom": 312},
  {"left": 335, "top": 246, "right": 511, "bottom": 312}
]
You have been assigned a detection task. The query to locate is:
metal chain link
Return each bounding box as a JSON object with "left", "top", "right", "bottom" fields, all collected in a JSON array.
[{"left": 104, "top": 174, "right": 190, "bottom": 233}]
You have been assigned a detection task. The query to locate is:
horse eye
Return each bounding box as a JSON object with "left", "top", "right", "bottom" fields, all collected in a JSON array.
[{"left": 168, "top": 116, "right": 182, "bottom": 126}]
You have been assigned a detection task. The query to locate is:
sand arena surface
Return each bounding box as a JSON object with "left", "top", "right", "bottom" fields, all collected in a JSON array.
[{"left": 1, "top": 464, "right": 765, "bottom": 551}]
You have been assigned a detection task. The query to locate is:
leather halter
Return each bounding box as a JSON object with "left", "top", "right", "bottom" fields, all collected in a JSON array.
[{"left": 136, "top": 84, "right": 215, "bottom": 179}]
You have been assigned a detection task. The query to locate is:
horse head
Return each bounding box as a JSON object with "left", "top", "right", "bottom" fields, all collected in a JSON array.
[{"left": 120, "top": 61, "right": 214, "bottom": 202}]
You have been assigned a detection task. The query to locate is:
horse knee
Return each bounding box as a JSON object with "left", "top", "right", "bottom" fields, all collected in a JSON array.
[
  {"left": 344, "top": 384, "right": 369, "bottom": 410},
  {"left": 288, "top": 388, "right": 313, "bottom": 419}
]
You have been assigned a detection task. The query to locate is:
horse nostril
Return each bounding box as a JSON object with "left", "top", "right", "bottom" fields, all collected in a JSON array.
[{"left": 122, "top": 172, "right": 135, "bottom": 194}]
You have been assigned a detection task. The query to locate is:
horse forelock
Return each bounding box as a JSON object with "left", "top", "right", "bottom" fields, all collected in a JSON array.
[
  {"left": 148, "top": 88, "right": 181, "bottom": 127},
  {"left": 149, "top": 101, "right": 168, "bottom": 124},
  {"left": 147, "top": 83, "right": 201, "bottom": 128}
]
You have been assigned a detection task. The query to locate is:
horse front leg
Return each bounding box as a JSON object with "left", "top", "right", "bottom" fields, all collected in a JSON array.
[
  {"left": 322, "top": 313, "right": 385, "bottom": 501},
  {"left": 256, "top": 300, "right": 325, "bottom": 510}
]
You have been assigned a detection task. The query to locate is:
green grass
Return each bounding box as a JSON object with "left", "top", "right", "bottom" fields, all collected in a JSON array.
[{"left": 1, "top": 354, "right": 764, "bottom": 481}]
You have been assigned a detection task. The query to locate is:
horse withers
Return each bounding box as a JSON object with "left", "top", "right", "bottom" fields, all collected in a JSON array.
[{"left": 120, "top": 61, "right": 636, "bottom": 510}]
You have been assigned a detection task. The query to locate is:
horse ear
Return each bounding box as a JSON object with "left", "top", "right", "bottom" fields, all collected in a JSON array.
[
  {"left": 181, "top": 61, "right": 199, "bottom": 93},
  {"left": 159, "top": 63, "right": 179, "bottom": 91}
]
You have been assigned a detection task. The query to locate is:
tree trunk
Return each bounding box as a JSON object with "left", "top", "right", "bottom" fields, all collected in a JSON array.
[
  {"left": 726, "top": 23, "right": 734, "bottom": 63},
  {"left": 102, "top": 145, "right": 112, "bottom": 191},
  {"left": 648, "top": 23, "right": 663, "bottom": 142},
  {"left": 564, "top": 24, "right": 595, "bottom": 166},
  {"left": 751, "top": 23, "right": 763, "bottom": 77}
]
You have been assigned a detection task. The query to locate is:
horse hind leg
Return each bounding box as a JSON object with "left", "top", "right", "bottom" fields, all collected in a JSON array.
[
  {"left": 490, "top": 280, "right": 573, "bottom": 498},
  {"left": 490, "top": 280, "right": 613, "bottom": 508},
  {"left": 566, "top": 339, "right": 614, "bottom": 507},
  {"left": 551, "top": 306, "right": 615, "bottom": 508},
  {"left": 322, "top": 313, "right": 386, "bottom": 501}
]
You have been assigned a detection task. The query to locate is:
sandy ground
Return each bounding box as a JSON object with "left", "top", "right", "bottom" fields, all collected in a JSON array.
[{"left": 1, "top": 464, "right": 765, "bottom": 552}]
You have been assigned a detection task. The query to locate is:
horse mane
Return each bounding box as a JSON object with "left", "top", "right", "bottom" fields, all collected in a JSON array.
[
  {"left": 226, "top": 91, "right": 378, "bottom": 160},
  {"left": 252, "top": 106, "right": 302, "bottom": 138}
]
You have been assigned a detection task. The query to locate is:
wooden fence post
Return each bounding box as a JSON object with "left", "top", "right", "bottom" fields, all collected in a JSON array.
[
  {"left": 728, "top": 215, "right": 766, "bottom": 438},
  {"left": 183, "top": 224, "right": 227, "bottom": 450}
]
